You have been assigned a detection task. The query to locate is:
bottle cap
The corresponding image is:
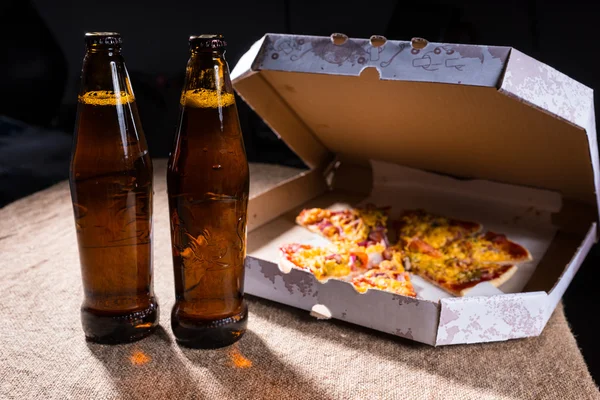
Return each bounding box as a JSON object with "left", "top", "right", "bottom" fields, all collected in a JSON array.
[
  {"left": 85, "top": 32, "right": 122, "bottom": 47},
  {"left": 189, "top": 34, "right": 226, "bottom": 50}
]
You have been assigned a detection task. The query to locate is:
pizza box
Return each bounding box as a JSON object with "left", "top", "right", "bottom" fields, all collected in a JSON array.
[{"left": 232, "top": 33, "right": 598, "bottom": 345}]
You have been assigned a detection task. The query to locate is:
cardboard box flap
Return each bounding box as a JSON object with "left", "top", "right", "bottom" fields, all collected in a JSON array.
[{"left": 232, "top": 34, "right": 598, "bottom": 218}]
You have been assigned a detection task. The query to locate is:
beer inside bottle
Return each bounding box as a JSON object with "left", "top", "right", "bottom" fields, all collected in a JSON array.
[
  {"left": 168, "top": 34, "right": 249, "bottom": 348},
  {"left": 70, "top": 32, "right": 158, "bottom": 344}
]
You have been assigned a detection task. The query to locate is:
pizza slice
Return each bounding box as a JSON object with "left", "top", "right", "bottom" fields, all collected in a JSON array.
[
  {"left": 378, "top": 245, "right": 408, "bottom": 271},
  {"left": 443, "top": 231, "right": 532, "bottom": 264},
  {"left": 279, "top": 242, "right": 417, "bottom": 298},
  {"left": 406, "top": 252, "right": 517, "bottom": 296},
  {"left": 395, "top": 209, "right": 482, "bottom": 250},
  {"left": 296, "top": 204, "right": 390, "bottom": 246},
  {"left": 352, "top": 268, "right": 416, "bottom": 298},
  {"left": 279, "top": 243, "right": 371, "bottom": 282},
  {"left": 290, "top": 207, "right": 528, "bottom": 298}
]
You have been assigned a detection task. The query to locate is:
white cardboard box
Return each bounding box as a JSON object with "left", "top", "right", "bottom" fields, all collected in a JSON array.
[{"left": 233, "top": 33, "right": 598, "bottom": 345}]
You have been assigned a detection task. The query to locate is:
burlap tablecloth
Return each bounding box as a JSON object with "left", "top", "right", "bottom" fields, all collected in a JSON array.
[{"left": 1, "top": 160, "right": 598, "bottom": 400}]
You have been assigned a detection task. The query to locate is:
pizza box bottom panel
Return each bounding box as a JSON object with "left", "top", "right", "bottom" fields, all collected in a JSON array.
[{"left": 245, "top": 160, "right": 594, "bottom": 345}]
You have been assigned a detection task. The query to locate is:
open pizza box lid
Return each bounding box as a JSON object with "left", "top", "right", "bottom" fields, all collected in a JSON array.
[{"left": 231, "top": 33, "right": 598, "bottom": 345}]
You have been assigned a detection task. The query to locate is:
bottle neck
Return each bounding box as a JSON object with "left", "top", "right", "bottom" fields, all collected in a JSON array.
[
  {"left": 85, "top": 45, "right": 122, "bottom": 55},
  {"left": 181, "top": 50, "right": 234, "bottom": 108},
  {"left": 79, "top": 47, "right": 134, "bottom": 105}
]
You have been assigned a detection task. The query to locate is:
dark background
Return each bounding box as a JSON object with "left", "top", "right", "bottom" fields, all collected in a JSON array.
[{"left": 1, "top": 0, "right": 598, "bottom": 383}]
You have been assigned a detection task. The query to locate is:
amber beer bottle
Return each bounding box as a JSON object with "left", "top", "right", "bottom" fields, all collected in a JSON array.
[
  {"left": 69, "top": 32, "right": 158, "bottom": 343},
  {"left": 168, "top": 35, "right": 249, "bottom": 348}
]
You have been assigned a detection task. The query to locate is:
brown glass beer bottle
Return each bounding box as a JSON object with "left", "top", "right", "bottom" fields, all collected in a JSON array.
[
  {"left": 168, "top": 35, "right": 249, "bottom": 348},
  {"left": 70, "top": 32, "right": 159, "bottom": 344}
]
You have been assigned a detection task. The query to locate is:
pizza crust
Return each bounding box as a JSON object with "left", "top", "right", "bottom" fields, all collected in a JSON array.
[
  {"left": 414, "top": 265, "right": 518, "bottom": 297},
  {"left": 411, "top": 273, "right": 455, "bottom": 296},
  {"left": 517, "top": 246, "right": 533, "bottom": 263},
  {"left": 483, "top": 233, "right": 532, "bottom": 264},
  {"left": 459, "top": 265, "right": 518, "bottom": 296},
  {"left": 495, "top": 241, "right": 532, "bottom": 264},
  {"left": 278, "top": 254, "right": 297, "bottom": 274},
  {"left": 304, "top": 224, "right": 324, "bottom": 237}
]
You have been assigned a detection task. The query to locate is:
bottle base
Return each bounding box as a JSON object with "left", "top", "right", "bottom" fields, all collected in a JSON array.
[
  {"left": 172, "top": 302, "right": 248, "bottom": 349},
  {"left": 81, "top": 298, "right": 159, "bottom": 345}
]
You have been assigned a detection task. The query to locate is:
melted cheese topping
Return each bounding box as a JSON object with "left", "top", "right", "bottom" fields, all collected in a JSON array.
[
  {"left": 365, "top": 243, "right": 386, "bottom": 255},
  {"left": 332, "top": 211, "right": 368, "bottom": 242},
  {"left": 378, "top": 248, "right": 406, "bottom": 272},
  {"left": 297, "top": 208, "right": 330, "bottom": 225},
  {"left": 444, "top": 234, "right": 529, "bottom": 263},
  {"left": 397, "top": 210, "right": 481, "bottom": 249},
  {"left": 353, "top": 269, "right": 416, "bottom": 297},
  {"left": 283, "top": 244, "right": 367, "bottom": 282},
  {"left": 359, "top": 208, "right": 387, "bottom": 227},
  {"left": 297, "top": 207, "right": 388, "bottom": 244},
  {"left": 422, "top": 227, "right": 457, "bottom": 248},
  {"left": 408, "top": 252, "right": 509, "bottom": 285}
]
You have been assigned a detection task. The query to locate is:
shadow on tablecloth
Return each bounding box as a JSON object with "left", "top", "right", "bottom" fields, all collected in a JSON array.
[
  {"left": 86, "top": 327, "right": 201, "bottom": 399},
  {"left": 180, "top": 330, "right": 330, "bottom": 400},
  {"left": 87, "top": 325, "right": 331, "bottom": 400}
]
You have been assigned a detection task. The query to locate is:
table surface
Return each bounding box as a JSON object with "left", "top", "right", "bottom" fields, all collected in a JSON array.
[{"left": 1, "top": 161, "right": 598, "bottom": 400}]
